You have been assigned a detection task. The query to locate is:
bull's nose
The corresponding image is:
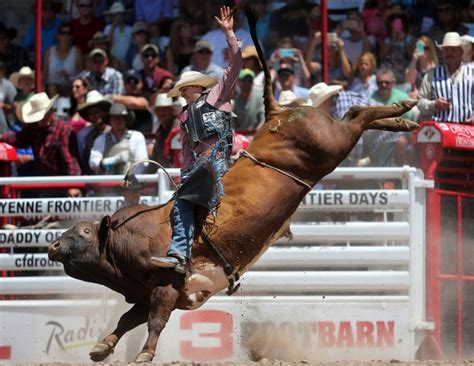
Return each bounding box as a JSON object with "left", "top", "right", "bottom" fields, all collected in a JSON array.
[{"left": 48, "top": 240, "right": 63, "bottom": 261}]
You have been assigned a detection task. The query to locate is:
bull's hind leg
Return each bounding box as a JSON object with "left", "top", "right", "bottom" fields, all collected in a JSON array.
[
  {"left": 345, "top": 100, "right": 419, "bottom": 132},
  {"left": 134, "top": 284, "right": 180, "bottom": 363},
  {"left": 89, "top": 303, "right": 149, "bottom": 362}
]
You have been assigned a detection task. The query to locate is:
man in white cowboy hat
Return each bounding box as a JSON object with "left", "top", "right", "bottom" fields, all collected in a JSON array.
[
  {"left": 89, "top": 102, "right": 148, "bottom": 175},
  {"left": 419, "top": 32, "right": 473, "bottom": 124},
  {"left": 9, "top": 66, "right": 35, "bottom": 129},
  {"left": 148, "top": 93, "right": 181, "bottom": 169},
  {"left": 0, "top": 60, "right": 17, "bottom": 133},
  {"left": 77, "top": 90, "right": 112, "bottom": 174},
  {"left": 0, "top": 92, "right": 82, "bottom": 197},
  {"left": 151, "top": 6, "right": 243, "bottom": 273}
]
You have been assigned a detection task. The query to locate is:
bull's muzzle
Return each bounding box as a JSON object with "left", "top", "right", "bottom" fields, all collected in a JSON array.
[{"left": 48, "top": 240, "right": 66, "bottom": 262}]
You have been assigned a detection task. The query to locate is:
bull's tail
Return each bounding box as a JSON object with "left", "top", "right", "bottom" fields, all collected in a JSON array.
[
  {"left": 344, "top": 100, "right": 420, "bottom": 133},
  {"left": 237, "top": 2, "right": 283, "bottom": 120}
]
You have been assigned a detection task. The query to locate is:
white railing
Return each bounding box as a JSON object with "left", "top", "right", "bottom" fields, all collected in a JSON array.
[{"left": 0, "top": 167, "right": 434, "bottom": 362}]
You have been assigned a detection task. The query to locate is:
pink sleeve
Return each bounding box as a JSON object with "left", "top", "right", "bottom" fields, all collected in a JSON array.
[{"left": 206, "top": 36, "right": 243, "bottom": 112}]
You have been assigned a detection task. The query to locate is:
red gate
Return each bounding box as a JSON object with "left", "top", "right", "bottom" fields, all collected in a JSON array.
[{"left": 415, "top": 121, "right": 474, "bottom": 359}]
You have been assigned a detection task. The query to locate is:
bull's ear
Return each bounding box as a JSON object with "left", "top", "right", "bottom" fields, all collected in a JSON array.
[{"left": 98, "top": 215, "right": 111, "bottom": 252}]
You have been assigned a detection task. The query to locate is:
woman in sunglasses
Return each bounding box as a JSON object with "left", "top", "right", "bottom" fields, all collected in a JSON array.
[{"left": 43, "top": 23, "right": 84, "bottom": 97}]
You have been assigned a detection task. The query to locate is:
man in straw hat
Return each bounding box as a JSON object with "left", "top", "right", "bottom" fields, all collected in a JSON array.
[
  {"left": 418, "top": 32, "right": 473, "bottom": 124},
  {"left": 89, "top": 102, "right": 148, "bottom": 175},
  {"left": 77, "top": 90, "right": 112, "bottom": 174},
  {"left": 148, "top": 93, "right": 181, "bottom": 169},
  {"left": 151, "top": 6, "right": 242, "bottom": 273},
  {"left": 0, "top": 92, "right": 82, "bottom": 197}
]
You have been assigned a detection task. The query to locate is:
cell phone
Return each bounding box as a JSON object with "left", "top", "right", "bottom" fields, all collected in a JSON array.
[
  {"left": 415, "top": 40, "right": 425, "bottom": 53},
  {"left": 327, "top": 32, "right": 337, "bottom": 48},
  {"left": 279, "top": 48, "right": 295, "bottom": 59}
]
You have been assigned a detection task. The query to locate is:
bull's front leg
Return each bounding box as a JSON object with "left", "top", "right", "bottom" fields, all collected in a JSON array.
[
  {"left": 89, "top": 303, "right": 149, "bottom": 362},
  {"left": 134, "top": 284, "right": 180, "bottom": 363}
]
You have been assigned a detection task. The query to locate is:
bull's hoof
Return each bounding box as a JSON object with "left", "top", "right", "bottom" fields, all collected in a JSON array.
[
  {"left": 396, "top": 99, "right": 418, "bottom": 110},
  {"left": 135, "top": 351, "right": 155, "bottom": 363},
  {"left": 89, "top": 341, "right": 114, "bottom": 362},
  {"left": 396, "top": 117, "right": 420, "bottom": 131}
]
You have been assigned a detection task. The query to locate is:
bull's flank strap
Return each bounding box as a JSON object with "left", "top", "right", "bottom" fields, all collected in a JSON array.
[
  {"left": 200, "top": 229, "right": 240, "bottom": 296},
  {"left": 238, "top": 150, "right": 312, "bottom": 190}
]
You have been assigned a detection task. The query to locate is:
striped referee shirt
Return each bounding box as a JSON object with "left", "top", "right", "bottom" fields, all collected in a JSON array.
[{"left": 419, "top": 63, "right": 474, "bottom": 123}]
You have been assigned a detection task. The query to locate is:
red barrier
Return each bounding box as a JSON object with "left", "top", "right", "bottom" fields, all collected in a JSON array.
[{"left": 414, "top": 121, "right": 474, "bottom": 359}]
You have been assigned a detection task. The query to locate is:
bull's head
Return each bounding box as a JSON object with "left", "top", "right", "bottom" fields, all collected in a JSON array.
[{"left": 48, "top": 216, "right": 111, "bottom": 268}]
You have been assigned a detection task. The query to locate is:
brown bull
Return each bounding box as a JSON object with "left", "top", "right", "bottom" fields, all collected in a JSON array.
[{"left": 48, "top": 3, "right": 418, "bottom": 363}]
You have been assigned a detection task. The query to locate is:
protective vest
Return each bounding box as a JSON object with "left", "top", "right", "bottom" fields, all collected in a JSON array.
[
  {"left": 103, "top": 130, "right": 134, "bottom": 175},
  {"left": 430, "top": 64, "right": 473, "bottom": 123},
  {"left": 185, "top": 92, "right": 232, "bottom": 145}
]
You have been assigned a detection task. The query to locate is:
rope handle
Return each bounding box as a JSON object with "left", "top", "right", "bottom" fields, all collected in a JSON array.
[{"left": 122, "top": 159, "right": 179, "bottom": 191}]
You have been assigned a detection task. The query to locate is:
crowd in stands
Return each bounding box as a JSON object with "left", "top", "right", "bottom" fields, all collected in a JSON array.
[{"left": 0, "top": 0, "right": 472, "bottom": 197}]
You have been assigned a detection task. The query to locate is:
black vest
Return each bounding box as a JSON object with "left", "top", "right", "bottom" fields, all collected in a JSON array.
[{"left": 185, "top": 92, "right": 232, "bottom": 144}]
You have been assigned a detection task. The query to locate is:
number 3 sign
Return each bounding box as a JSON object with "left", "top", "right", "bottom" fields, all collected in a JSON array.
[{"left": 179, "top": 310, "right": 234, "bottom": 361}]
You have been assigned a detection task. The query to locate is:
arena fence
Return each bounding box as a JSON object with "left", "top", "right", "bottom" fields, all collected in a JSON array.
[{"left": 0, "top": 167, "right": 433, "bottom": 363}]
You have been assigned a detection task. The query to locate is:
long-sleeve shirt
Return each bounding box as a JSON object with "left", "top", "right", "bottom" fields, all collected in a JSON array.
[
  {"left": 418, "top": 63, "right": 473, "bottom": 123},
  {"left": 0, "top": 118, "right": 81, "bottom": 176},
  {"left": 89, "top": 129, "right": 148, "bottom": 174},
  {"left": 180, "top": 36, "right": 243, "bottom": 170}
]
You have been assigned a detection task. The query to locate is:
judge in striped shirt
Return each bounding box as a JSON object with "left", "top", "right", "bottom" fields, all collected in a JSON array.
[{"left": 418, "top": 32, "right": 473, "bottom": 125}]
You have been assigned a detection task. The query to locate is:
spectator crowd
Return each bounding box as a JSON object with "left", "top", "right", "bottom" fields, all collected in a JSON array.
[{"left": 0, "top": 0, "right": 472, "bottom": 197}]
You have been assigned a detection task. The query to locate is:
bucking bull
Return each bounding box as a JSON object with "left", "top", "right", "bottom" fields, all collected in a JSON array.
[{"left": 48, "top": 3, "right": 419, "bottom": 363}]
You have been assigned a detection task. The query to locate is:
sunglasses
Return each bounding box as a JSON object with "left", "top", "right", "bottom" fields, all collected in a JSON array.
[
  {"left": 197, "top": 49, "right": 212, "bottom": 55},
  {"left": 143, "top": 51, "right": 157, "bottom": 59},
  {"left": 377, "top": 80, "right": 393, "bottom": 85},
  {"left": 92, "top": 57, "right": 105, "bottom": 64}
]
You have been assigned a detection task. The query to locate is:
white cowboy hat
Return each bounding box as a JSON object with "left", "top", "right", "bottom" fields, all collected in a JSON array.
[
  {"left": 77, "top": 90, "right": 112, "bottom": 119},
  {"left": 278, "top": 90, "right": 305, "bottom": 106},
  {"left": 21, "top": 92, "right": 58, "bottom": 123},
  {"left": 78, "top": 90, "right": 112, "bottom": 110},
  {"left": 154, "top": 93, "right": 181, "bottom": 110},
  {"left": 104, "top": 2, "right": 125, "bottom": 15},
  {"left": 167, "top": 71, "right": 218, "bottom": 98},
  {"left": 305, "top": 82, "right": 342, "bottom": 108},
  {"left": 436, "top": 32, "right": 463, "bottom": 49},
  {"left": 9, "top": 66, "right": 35, "bottom": 88}
]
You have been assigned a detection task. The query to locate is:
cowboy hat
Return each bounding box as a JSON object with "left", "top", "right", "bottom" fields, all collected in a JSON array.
[
  {"left": 103, "top": 2, "right": 126, "bottom": 15},
  {"left": 436, "top": 32, "right": 463, "bottom": 49},
  {"left": 108, "top": 102, "right": 135, "bottom": 127},
  {"left": 77, "top": 90, "right": 112, "bottom": 119},
  {"left": 278, "top": 90, "right": 305, "bottom": 106},
  {"left": 167, "top": 71, "right": 218, "bottom": 98},
  {"left": 21, "top": 92, "right": 59, "bottom": 124},
  {"left": 305, "top": 82, "right": 342, "bottom": 108},
  {"left": 9, "top": 66, "right": 35, "bottom": 88},
  {"left": 154, "top": 93, "right": 181, "bottom": 109}
]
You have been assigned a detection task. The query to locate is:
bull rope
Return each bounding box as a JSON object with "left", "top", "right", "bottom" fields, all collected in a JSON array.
[
  {"left": 237, "top": 150, "right": 313, "bottom": 190},
  {"left": 122, "top": 159, "right": 178, "bottom": 190}
]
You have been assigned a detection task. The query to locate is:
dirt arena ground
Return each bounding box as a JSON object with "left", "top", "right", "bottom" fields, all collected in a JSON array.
[{"left": 5, "top": 361, "right": 474, "bottom": 366}]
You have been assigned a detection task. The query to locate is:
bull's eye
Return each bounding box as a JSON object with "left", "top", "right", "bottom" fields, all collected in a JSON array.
[{"left": 84, "top": 228, "right": 91, "bottom": 234}]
